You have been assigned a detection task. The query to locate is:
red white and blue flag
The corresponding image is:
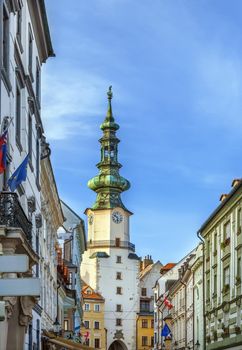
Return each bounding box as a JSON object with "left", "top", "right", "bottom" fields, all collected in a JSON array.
[{"left": 0, "top": 129, "right": 8, "bottom": 174}]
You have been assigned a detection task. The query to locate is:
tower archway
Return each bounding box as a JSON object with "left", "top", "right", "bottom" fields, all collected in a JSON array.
[{"left": 108, "top": 340, "right": 128, "bottom": 350}]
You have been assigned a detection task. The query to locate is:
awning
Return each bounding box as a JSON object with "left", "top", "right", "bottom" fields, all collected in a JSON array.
[{"left": 43, "top": 331, "right": 94, "bottom": 350}]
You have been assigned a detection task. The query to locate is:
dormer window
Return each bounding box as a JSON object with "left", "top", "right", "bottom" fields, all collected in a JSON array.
[{"left": 86, "top": 289, "right": 92, "bottom": 295}]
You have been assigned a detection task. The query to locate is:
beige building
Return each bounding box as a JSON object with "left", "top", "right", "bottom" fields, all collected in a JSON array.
[
  {"left": 198, "top": 179, "right": 242, "bottom": 350},
  {"left": 81, "top": 284, "right": 106, "bottom": 349}
]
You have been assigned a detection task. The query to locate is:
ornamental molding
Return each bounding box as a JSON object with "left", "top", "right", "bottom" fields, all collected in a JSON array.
[
  {"left": 27, "top": 196, "right": 36, "bottom": 214},
  {"left": 113, "top": 330, "right": 124, "bottom": 340}
]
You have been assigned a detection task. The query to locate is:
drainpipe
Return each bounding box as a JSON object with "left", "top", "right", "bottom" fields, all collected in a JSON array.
[
  {"left": 197, "top": 230, "right": 205, "bottom": 350},
  {"left": 192, "top": 273, "right": 195, "bottom": 350}
]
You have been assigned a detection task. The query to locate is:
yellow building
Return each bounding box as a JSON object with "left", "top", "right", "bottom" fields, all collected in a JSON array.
[{"left": 81, "top": 284, "right": 106, "bottom": 349}]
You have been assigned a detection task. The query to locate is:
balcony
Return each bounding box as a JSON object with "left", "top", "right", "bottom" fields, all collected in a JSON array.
[
  {"left": 0, "top": 192, "right": 32, "bottom": 244},
  {"left": 87, "top": 239, "right": 135, "bottom": 252}
]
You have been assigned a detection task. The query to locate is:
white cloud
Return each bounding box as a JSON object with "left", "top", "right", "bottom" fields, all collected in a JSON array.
[{"left": 41, "top": 67, "right": 111, "bottom": 140}]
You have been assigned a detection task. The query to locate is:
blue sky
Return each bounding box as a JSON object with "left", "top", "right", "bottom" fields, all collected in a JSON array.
[{"left": 43, "top": 0, "right": 242, "bottom": 263}]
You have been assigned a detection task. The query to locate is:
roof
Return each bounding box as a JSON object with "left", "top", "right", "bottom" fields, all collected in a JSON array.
[
  {"left": 82, "top": 285, "right": 104, "bottom": 301},
  {"left": 198, "top": 179, "right": 242, "bottom": 234},
  {"left": 140, "top": 261, "right": 162, "bottom": 279},
  {"left": 161, "top": 263, "right": 176, "bottom": 271}
]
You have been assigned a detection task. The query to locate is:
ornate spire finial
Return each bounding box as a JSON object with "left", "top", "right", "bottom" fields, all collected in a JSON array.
[
  {"left": 106, "top": 85, "right": 114, "bottom": 122},
  {"left": 107, "top": 85, "right": 113, "bottom": 100}
]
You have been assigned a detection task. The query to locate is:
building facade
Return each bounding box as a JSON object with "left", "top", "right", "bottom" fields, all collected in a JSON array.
[
  {"left": 191, "top": 243, "right": 204, "bottom": 350},
  {"left": 137, "top": 256, "right": 162, "bottom": 350},
  {"left": 81, "top": 87, "right": 140, "bottom": 350},
  {"left": 60, "top": 200, "right": 87, "bottom": 336},
  {"left": 81, "top": 284, "right": 106, "bottom": 349},
  {"left": 198, "top": 179, "right": 242, "bottom": 350},
  {"left": 0, "top": 0, "right": 54, "bottom": 349}
]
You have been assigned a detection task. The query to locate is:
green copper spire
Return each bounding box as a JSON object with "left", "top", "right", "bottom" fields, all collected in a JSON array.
[{"left": 88, "top": 87, "right": 130, "bottom": 210}]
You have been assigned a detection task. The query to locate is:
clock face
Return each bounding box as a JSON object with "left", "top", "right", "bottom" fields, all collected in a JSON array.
[
  {"left": 112, "top": 211, "right": 123, "bottom": 224},
  {"left": 88, "top": 215, "right": 94, "bottom": 225}
]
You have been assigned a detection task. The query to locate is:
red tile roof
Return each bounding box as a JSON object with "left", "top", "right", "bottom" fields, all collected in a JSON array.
[
  {"left": 161, "top": 263, "right": 176, "bottom": 271},
  {"left": 82, "top": 285, "right": 104, "bottom": 301}
]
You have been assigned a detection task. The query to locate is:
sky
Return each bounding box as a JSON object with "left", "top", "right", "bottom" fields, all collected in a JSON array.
[{"left": 42, "top": 0, "right": 242, "bottom": 263}]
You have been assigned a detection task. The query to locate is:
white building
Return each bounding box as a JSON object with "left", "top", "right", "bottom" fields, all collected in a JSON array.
[
  {"left": 0, "top": 0, "right": 54, "bottom": 349},
  {"left": 81, "top": 88, "right": 140, "bottom": 350},
  {"left": 191, "top": 243, "right": 203, "bottom": 350},
  {"left": 60, "top": 200, "right": 87, "bottom": 335}
]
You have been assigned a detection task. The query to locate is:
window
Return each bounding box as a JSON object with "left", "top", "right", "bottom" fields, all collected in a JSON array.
[
  {"left": 36, "top": 319, "right": 40, "bottom": 350},
  {"left": 36, "top": 60, "right": 41, "bottom": 106},
  {"left": 223, "top": 266, "right": 230, "bottom": 286},
  {"left": 141, "top": 288, "right": 147, "bottom": 296},
  {"left": 3, "top": 5, "right": 9, "bottom": 74},
  {"left": 84, "top": 304, "right": 90, "bottom": 311},
  {"left": 116, "top": 304, "right": 122, "bottom": 312},
  {"left": 115, "top": 238, "right": 120, "bottom": 247},
  {"left": 116, "top": 287, "right": 122, "bottom": 295},
  {"left": 85, "top": 339, "right": 90, "bottom": 346},
  {"left": 64, "top": 320, "right": 69, "bottom": 331},
  {"left": 151, "top": 336, "right": 154, "bottom": 346},
  {"left": 214, "top": 233, "right": 217, "bottom": 252},
  {"left": 214, "top": 273, "right": 217, "bottom": 295},
  {"left": 69, "top": 272, "right": 73, "bottom": 285},
  {"left": 28, "top": 114, "right": 32, "bottom": 163},
  {"left": 36, "top": 137, "right": 40, "bottom": 186},
  {"left": 142, "top": 336, "right": 148, "bottom": 346},
  {"left": 151, "top": 319, "right": 154, "bottom": 328},
  {"left": 154, "top": 312, "right": 157, "bottom": 322},
  {"left": 140, "top": 300, "right": 150, "bottom": 312},
  {"left": 94, "top": 321, "right": 99, "bottom": 329},
  {"left": 116, "top": 256, "right": 122, "bottom": 263},
  {"left": 16, "top": 84, "right": 21, "bottom": 146},
  {"left": 239, "top": 208, "right": 242, "bottom": 228},
  {"left": 206, "top": 278, "right": 210, "bottom": 300},
  {"left": 84, "top": 320, "right": 89, "bottom": 329},
  {"left": 224, "top": 222, "right": 231, "bottom": 240},
  {"left": 28, "top": 322, "right": 33, "bottom": 350},
  {"left": 28, "top": 26, "right": 33, "bottom": 75},
  {"left": 17, "top": 7, "right": 22, "bottom": 42},
  {"left": 94, "top": 338, "right": 100, "bottom": 348},
  {"left": 237, "top": 256, "right": 241, "bottom": 277},
  {"left": 116, "top": 272, "right": 122, "bottom": 280},
  {"left": 94, "top": 304, "right": 100, "bottom": 312},
  {"left": 142, "top": 319, "right": 148, "bottom": 328},
  {"left": 116, "top": 318, "right": 122, "bottom": 326}
]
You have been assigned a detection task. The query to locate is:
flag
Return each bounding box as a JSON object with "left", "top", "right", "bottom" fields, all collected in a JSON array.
[
  {"left": 161, "top": 323, "right": 172, "bottom": 337},
  {"left": 8, "top": 154, "right": 29, "bottom": 192},
  {"left": 0, "top": 129, "right": 8, "bottom": 174},
  {"left": 164, "top": 296, "right": 173, "bottom": 310}
]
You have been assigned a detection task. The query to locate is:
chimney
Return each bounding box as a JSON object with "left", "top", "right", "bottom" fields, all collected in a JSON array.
[
  {"left": 220, "top": 194, "right": 228, "bottom": 202},
  {"left": 231, "top": 179, "right": 241, "bottom": 188},
  {"left": 142, "top": 255, "right": 153, "bottom": 270}
]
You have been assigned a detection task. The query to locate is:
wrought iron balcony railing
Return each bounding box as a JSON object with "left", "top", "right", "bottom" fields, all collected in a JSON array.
[
  {"left": 87, "top": 239, "right": 135, "bottom": 252},
  {"left": 0, "top": 191, "right": 32, "bottom": 244}
]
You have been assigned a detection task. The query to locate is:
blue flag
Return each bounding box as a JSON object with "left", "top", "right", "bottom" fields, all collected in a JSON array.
[
  {"left": 8, "top": 154, "right": 29, "bottom": 192},
  {"left": 161, "top": 323, "right": 171, "bottom": 337}
]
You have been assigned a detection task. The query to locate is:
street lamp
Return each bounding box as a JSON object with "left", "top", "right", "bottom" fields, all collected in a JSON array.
[
  {"left": 53, "top": 317, "right": 61, "bottom": 336},
  {"left": 195, "top": 341, "right": 200, "bottom": 350}
]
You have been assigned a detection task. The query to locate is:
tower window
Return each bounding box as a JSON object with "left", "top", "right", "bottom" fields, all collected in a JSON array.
[
  {"left": 116, "top": 272, "right": 122, "bottom": 280},
  {"left": 141, "top": 288, "right": 147, "bottom": 296},
  {"left": 116, "top": 256, "right": 122, "bottom": 263},
  {"left": 116, "top": 318, "right": 122, "bottom": 326},
  {"left": 94, "top": 339, "right": 100, "bottom": 348},
  {"left": 116, "top": 304, "right": 122, "bottom": 312},
  {"left": 116, "top": 287, "right": 122, "bottom": 295},
  {"left": 115, "top": 238, "right": 120, "bottom": 247}
]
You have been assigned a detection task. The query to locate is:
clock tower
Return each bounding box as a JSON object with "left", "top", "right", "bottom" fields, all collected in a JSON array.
[{"left": 81, "top": 87, "right": 139, "bottom": 350}]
